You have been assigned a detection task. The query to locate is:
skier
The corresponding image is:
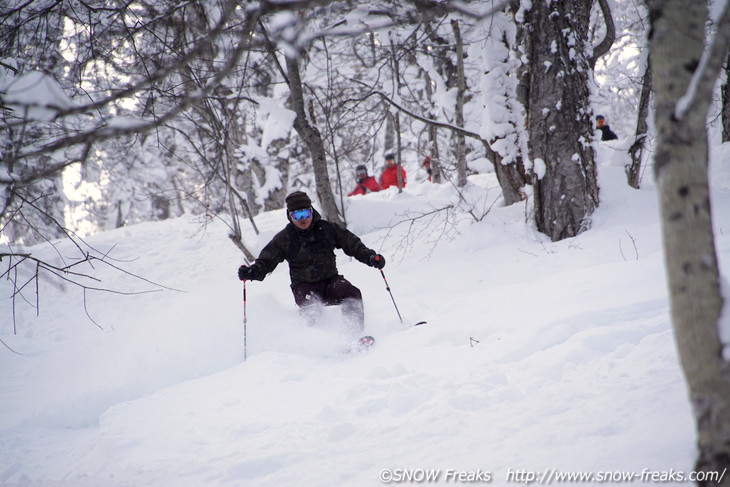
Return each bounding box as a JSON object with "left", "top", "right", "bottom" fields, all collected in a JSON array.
[
  {"left": 379, "top": 153, "right": 407, "bottom": 190},
  {"left": 237, "top": 191, "right": 385, "bottom": 331},
  {"left": 595, "top": 115, "right": 618, "bottom": 141},
  {"left": 347, "top": 165, "right": 381, "bottom": 196}
]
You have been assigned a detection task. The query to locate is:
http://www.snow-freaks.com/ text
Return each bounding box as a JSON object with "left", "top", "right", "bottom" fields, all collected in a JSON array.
[{"left": 378, "top": 467, "right": 727, "bottom": 484}]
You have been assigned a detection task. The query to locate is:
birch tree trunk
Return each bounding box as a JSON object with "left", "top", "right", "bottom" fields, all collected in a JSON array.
[{"left": 650, "top": 0, "right": 730, "bottom": 481}]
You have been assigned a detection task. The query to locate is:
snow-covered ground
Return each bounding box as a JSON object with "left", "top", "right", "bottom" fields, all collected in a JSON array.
[{"left": 3, "top": 143, "right": 730, "bottom": 486}]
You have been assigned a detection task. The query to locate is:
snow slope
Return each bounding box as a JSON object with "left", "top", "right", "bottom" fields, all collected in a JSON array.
[{"left": 2, "top": 145, "right": 729, "bottom": 486}]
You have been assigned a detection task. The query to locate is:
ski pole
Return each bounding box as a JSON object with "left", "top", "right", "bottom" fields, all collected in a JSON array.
[
  {"left": 379, "top": 269, "right": 403, "bottom": 324},
  {"left": 243, "top": 279, "right": 248, "bottom": 361}
]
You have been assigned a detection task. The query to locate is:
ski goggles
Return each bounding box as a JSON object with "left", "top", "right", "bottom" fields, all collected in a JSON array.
[{"left": 289, "top": 208, "right": 313, "bottom": 221}]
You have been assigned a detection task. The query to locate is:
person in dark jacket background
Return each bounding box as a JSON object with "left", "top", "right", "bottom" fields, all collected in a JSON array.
[
  {"left": 595, "top": 115, "right": 618, "bottom": 141},
  {"left": 237, "top": 191, "right": 385, "bottom": 330},
  {"left": 348, "top": 165, "right": 381, "bottom": 196}
]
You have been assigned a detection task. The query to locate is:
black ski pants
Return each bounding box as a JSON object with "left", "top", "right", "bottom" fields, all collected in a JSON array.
[{"left": 291, "top": 275, "right": 364, "bottom": 330}]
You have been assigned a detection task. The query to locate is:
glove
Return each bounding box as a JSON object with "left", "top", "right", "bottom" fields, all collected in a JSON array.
[
  {"left": 238, "top": 265, "right": 253, "bottom": 281},
  {"left": 368, "top": 254, "right": 385, "bottom": 269}
]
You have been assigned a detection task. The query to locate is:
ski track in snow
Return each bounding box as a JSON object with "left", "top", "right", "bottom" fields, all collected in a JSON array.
[{"left": 1, "top": 147, "right": 727, "bottom": 486}]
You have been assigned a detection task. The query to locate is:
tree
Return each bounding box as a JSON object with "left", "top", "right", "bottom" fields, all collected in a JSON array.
[
  {"left": 516, "top": 0, "right": 600, "bottom": 241},
  {"left": 722, "top": 52, "right": 730, "bottom": 143},
  {"left": 649, "top": 0, "right": 730, "bottom": 480},
  {"left": 479, "top": 5, "right": 530, "bottom": 201},
  {"left": 627, "top": 61, "right": 652, "bottom": 189},
  {"left": 451, "top": 19, "right": 468, "bottom": 188}
]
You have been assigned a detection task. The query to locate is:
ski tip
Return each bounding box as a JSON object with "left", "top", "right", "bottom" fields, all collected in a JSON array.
[
  {"left": 414, "top": 321, "right": 427, "bottom": 326},
  {"left": 358, "top": 335, "right": 375, "bottom": 348},
  {"left": 342, "top": 336, "right": 376, "bottom": 355}
]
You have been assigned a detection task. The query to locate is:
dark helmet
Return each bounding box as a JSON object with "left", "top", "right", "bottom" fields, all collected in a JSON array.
[{"left": 355, "top": 165, "right": 368, "bottom": 177}]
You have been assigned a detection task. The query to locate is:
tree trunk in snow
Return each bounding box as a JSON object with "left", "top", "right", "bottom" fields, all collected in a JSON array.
[
  {"left": 650, "top": 0, "right": 730, "bottom": 481},
  {"left": 452, "top": 19, "right": 468, "bottom": 188},
  {"left": 390, "top": 37, "right": 404, "bottom": 193},
  {"left": 722, "top": 52, "right": 730, "bottom": 143},
  {"left": 627, "top": 62, "right": 652, "bottom": 189},
  {"left": 262, "top": 137, "right": 290, "bottom": 212},
  {"left": 395, "top": 111, "right": 404, "bottom": 192},
  {"left": 285, "top": 55, "right": 343, "bottom": 225},
  {"left": 424, "top": 70, "right": 442, "bottom": 184},
  {"left": 384, "top": 111, "right": 395, "bottom": 156},
  {"left": 521, "top": 0, "right": 599, "bottom": 241}
]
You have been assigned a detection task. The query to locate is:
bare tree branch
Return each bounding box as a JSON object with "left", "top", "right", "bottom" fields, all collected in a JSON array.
[
  {"left": 589, "top": 0, "right": 616, "bottom": 69},
  {"left": 349, "top": 79, "right": 486, "bottom": 143}
]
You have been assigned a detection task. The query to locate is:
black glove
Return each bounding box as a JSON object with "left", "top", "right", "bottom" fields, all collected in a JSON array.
[
  {"left": 238, "top": 265, "right": 253, "bottom": 281},
  {"left": 368, "top": 254, "right": 385, "bottom": 269}
]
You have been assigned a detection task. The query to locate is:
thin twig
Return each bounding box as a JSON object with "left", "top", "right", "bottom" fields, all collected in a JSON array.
[{"left": 0, "top": 338, "right": 23, "bottom": 355}]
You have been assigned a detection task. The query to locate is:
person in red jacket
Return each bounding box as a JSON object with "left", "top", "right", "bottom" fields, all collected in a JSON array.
[
  {"left": 347, "top": 165, "right": 381, "bottom": 196},
  {"left": 379, "top": 153, "right": 407, "bottom": 190}
]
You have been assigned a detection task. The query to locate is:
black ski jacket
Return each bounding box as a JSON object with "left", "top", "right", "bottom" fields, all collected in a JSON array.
[
  {"left": 248, "top": 210, "right": 376, "bottom": 286},
  {"left": 598, "top": 125, "right": 618, "bottom": 141}
]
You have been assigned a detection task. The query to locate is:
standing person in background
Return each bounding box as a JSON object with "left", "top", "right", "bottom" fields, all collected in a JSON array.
[
  {"left": 379, "top": 153, "right": 407, "bottom": 190},
  {"left": 595, "top": 115, "right": 618, "bottom": 141},
  {"left": 347, "top": 165, "right": 381, "bottom": 196}
]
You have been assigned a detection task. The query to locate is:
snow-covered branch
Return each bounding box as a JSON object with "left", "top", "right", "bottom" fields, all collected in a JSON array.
[{"left": 2, "top": 0, "right": 257, "bottom": 169}]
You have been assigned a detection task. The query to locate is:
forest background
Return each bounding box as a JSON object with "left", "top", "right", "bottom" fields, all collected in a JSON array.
[{"left": 2, "top": 0, "right": 661, "bottom": 252}]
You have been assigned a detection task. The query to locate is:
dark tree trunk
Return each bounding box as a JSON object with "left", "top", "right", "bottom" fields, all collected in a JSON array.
[
  {"left": 522, "top": 0, "right": 599, "bottom": 241},
  {"left": 627, "top": 62, "right": 652, "bottom": 189},
  {"left": 722, "top": 52, "right": 730, "bottom": 143},
  {"left": 452, "top": 19, "right": 467, "bottom": 187},
  {"left": 390, "top": 38, "right": 404, "bottom": 192},
  {"left": 588, "top": 0, "right": 616, "bottom": 69},
  {"left": 424, "top": 71, "right": 442, "bottom": 183}
]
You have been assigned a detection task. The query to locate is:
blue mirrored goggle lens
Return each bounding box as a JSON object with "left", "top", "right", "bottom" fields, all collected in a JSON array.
[{"left": 290, "top": 208, "right": 312, "bottom": 221}]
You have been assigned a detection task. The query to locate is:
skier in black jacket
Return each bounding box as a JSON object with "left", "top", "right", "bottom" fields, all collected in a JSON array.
[
  {"left": 595, "top": 115, "right": 618, "bottom": 141},
  {"left": 237, "top": 191, "right": 385, "bottom": 330}
]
